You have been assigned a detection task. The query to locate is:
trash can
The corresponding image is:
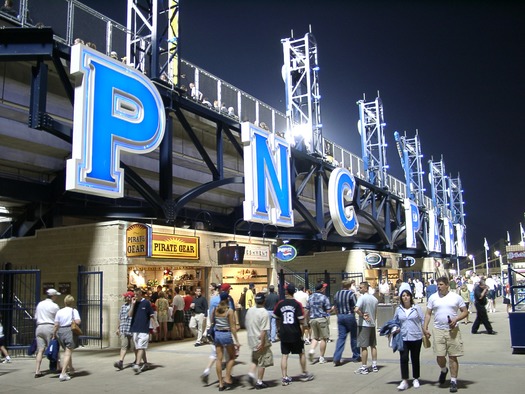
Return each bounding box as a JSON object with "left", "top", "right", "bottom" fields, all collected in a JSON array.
[
  {"left": 509, "top": 312, "right": 525, "bottom": 354},
  {"left": 376, "top": 303, "right": 395, "bottom": 328}
]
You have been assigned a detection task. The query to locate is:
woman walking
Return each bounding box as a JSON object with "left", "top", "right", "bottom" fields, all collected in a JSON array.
[
  {"left": 459, "top": 284, "right": 471, "bottom": 324},
  {"left": 213, "top": 292, "right": 240, "bottom": 391},
  {"left": 393, "top": 289, "right": 424, "bottom": 390},
  {"left": 53, "top": 295, "right": 81, "bottom": 381},
  {"left": 155, "top": 291, "right": 170, "bottom": 341}
]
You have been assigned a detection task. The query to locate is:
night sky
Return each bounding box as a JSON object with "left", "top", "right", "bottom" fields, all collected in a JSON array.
[{"left": 83, "top": 0, "right": 525, "bottom": 258}]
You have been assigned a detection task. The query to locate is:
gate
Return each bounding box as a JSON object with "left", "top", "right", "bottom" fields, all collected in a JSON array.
[
  {"left": 0, "top": 264, "right": 40, "bottom": 356},
  {"left": 77, "top": 266, "right": 103, "bottom": 347},
  {"left": 279, "top": 269, "right": 363, "bottom": 301}
]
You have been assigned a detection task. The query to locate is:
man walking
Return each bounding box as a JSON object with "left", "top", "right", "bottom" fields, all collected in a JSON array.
[
  {"left": 190, "top": 287, "right": 208, "bottom": 346},
  {"left": 244, "top": 292, "right": 274, "bottom": 389},
  {"left": 471, "top": 278, "right": 497, "bottom": 335},
  {"left": 332, "top": 279, "right": 360, "bottom": 366},
  {"left": 273, "top": 284, "right": 314, "bottom": 386},
  {"left": 354, "top": 281, "right": 379, "bottom": 375},
  {"left": 264, "top": 285, "right": 280, "bottom": 343},
  {"left": 34, "top": 288, "right": 60, "bottom": 377},
  {"left": 129, "top": 288, "right": 155, "bottom": 374},
  {"left": 306, "top": 283, "right": 331, "bottom": 364},
  {"left": 114, "top": 291, "right": 136, "bottom": 370},
  {"left": 423, "top": 276, "right": 468, "bottom": 393}
]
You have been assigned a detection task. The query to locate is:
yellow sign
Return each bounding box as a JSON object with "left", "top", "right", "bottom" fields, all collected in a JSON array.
[
  {"left": 126, "top": 224, "right": 150, "bottom": 257},
  {"left": 151, "top": 233, "right": 200, "bottom": 259}
]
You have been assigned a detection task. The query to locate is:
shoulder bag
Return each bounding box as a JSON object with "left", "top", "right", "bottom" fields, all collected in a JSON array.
[{"left": 71, "top": 309, "right": 83, "bottom": 336}]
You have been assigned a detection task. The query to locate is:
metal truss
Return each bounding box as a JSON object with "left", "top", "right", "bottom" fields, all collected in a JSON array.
[
  {"left": 394, "top": 130, "right": 425, "bottom": 205},
  {"left": 357, "top": 95, "right": 388, "bottom": 188},
  {"left": 448, "top": 175, "right": 465, "bottom": 226},
  {"left": 428, "top": 158, "right": 450, "bottom": 219},
  {"left": 126, "top": 0, "right": 179, "bottom": 81},
  {"left": 281, "top": 29, "right": 323, "bottom": 156}
]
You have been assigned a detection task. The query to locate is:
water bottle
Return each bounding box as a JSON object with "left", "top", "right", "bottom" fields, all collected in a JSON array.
[{"left": 447, "top": 315, "right": 453, "bottom": 330}]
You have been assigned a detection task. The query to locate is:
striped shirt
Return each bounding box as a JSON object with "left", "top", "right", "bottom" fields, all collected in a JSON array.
[{"left": 333, "top": 289, "right": 357, "bottom": 315}]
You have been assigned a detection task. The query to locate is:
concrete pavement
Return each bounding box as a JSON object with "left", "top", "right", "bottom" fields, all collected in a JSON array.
[{"left": 1, "top": 305, "right": 523, "bottom": 394}]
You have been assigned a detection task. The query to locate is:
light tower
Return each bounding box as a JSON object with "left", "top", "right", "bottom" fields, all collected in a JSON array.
[
  {"left": 281, "top": 28, "right": 323, "bottom": 156},
  {"left": 428, "top": 157, "right": 449, "bottom": 218},
  {"left": 357, "top": 95, "right": 388, "bottom": 187},
  {"left": 126, "top": 0, "right": 179, "bottom": 83},
  {"left": 394, "top": 130, "right": 425, "bottom": 204},
  {"left": 449, "top": 174, "right": 467, "bottom": 256}
]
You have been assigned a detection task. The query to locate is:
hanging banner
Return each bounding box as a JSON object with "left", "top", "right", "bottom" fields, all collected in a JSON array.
[{"left": 126, "top": 223, "right": 151, "bottom": 257}]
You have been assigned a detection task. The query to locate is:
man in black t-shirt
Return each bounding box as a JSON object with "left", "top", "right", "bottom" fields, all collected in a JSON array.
[
  {"left": 471, "top": 279, "right": 496, "bottom": 335},
  {"left": 273, "top": 284, "right": 313, "bottom": 386}
]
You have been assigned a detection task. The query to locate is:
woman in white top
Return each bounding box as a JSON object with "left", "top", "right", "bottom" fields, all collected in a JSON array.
[{"left": 53, "top": 295, "right": 81, "bottom": 382}]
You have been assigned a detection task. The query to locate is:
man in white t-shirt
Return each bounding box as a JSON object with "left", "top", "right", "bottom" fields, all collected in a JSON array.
[
  {"left": 423, "top": 276, "right": 468, "bottom": 393},
  {"left": 34, "top": 288, "right": 61, "bottom": 377},
  {"left": 293, "top": 285, "right": 310, "bottom": 344}
]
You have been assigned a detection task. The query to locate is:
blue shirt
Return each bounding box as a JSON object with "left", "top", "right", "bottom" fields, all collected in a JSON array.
[
  {"left": 393, "top": 304, "right": 424, "bottom": 341},
  {"left": 306, "top": 292, "right": 331, "bottom": 319},
  {"left": 130, "top": 298, "right": 154, "bottom": 334}
]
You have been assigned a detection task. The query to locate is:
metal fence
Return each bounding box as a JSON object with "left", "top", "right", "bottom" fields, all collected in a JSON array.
[
  {"left": 77, "top": 267, "right": 103, "bottom": 348},
  {"left": 0, "top": 264, "right": 40, "bottom": 356}
]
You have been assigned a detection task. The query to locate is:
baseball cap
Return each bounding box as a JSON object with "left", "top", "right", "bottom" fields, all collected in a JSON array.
[
  {"left": 286, "top": 283, "right": 296, "bottom": 295},
  {"left": 315, "top": 283, "right": 328, "bottom": 291},
  {"left": 220, "top": 292, "right": 229, "bottom": 301},
  {"left": 255, "top": 292, "right": 266, "bottom": 303},
  {"left": 46, "top": 289, "right": 61, "bottom": 296},
  {"left": 220, "top": 283, "right": 231, "bottom": 291},
  {"left": 269, "top": 285, "right": 275, "bottom": 290},
  {"left": 122, "top": 291, "right": 135, "bottom": 298}
]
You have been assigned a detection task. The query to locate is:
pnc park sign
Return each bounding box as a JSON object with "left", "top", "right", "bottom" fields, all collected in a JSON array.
[{"left": 65, "top": 44, "right": 467, "bottom": 254}]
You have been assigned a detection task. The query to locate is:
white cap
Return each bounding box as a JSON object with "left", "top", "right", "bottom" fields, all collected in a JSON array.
[{"left": 46, "top": 288, "right": 61, "bottom": 296}]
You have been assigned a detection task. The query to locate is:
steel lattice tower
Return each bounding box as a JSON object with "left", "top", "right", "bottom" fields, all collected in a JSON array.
[
  {"left": 126, "top": 0, "right": 179, "bottom": 83},
  {"left": 281, "top": 29, "right": 323, "bottom": 156},
  {"left": 449, "top": 175, "right": 465, "bottom": 226},
  {"left": 428, "top": 158, "right": 449, "bottom": 218},
  {"left": 394, "top": 130, "right": 425, "bottom": 205},
  {"left": 357, "top": 95, "right": 388, "bottom": 187}
]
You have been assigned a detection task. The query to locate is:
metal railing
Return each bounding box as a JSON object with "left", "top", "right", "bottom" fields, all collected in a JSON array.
[{"left": 1, "top": 0, "right": 433, "bottom": 209}]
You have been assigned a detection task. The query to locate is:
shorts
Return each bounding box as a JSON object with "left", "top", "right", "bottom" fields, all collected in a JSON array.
[
  {"left": 173, "top": 310, "right": 184, "bottom": 323},
  {"left": 310, "top": 317, "right": 330, "bottom": 340},
  {"left": 280, "top": 340, "right": 304, "bottom": 355},
  {"left": 357, "top": 326, "right": 377, "bottom": 348},
  {"left": 0, "top": 336, "right": 5, "bottom": 347},
  {"left": 251, "top": 346, "right": 274, "bottom": 368},
  {"left": 214, "top": 330, "right": 234, "bottom": 347},
  {"left": 432, "top": 327, "right": 463, "bottom": 357},
  {"left": 133, "top": 332, "right": 150, "bottom": 350},
  {"left": 36, "top": 324, "right": 54, "bottom": 350},
  {"left": 57, "top": 326, "right": 75, "bottom": 350},
  {"left": 119, "top": 333, "right": 134, "bottom": 351}
]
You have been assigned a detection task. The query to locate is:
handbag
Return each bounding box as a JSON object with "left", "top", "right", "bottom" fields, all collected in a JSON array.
[
  {"left": 71, "top": 309, "right": 83, "bottom": 336},
  {"left": 422, "top": 334, "right": 431, "bottom": 349}
]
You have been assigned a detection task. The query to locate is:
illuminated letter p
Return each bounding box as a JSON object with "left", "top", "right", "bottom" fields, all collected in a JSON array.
[{"left": 66, "top": 45, "right": 165, "bottom": 198}]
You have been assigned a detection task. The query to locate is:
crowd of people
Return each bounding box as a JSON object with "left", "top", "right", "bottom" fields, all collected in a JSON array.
[{"left": 0, "top": 271, "right": 505, "bottom": 392}]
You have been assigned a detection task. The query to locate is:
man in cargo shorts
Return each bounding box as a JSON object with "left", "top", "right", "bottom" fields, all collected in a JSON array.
[{"left": 423, "top": 276, "right": 468, "bottom": 393}]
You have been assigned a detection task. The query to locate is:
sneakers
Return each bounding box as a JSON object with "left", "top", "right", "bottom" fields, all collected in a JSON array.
[
  {"left": 450, "top": 381, "right": 458, "bottom": 393},
  {"left": 397, "top": 380, "right": 409, "bottom": 391},
  {"left": 318, "top": 356, "right": 326, "bottom": 364},
  {"left": 114, "top": 360, "right": 124, "bottom": 370},
  {"left": 200, "top": 372, "right": 209, "bottom": 385},
  {"left": 140, "top": 363, "right": 149, "bottom": 373},
  {"left": 243, "top": 374, "right": 256, "bottom": 387},
  {"left": 439, "top": 368, "right": 449, "bottom": 384},
  {"left": 308, "top": 350, "right": 315, "bottom": 363},
  {"left": 371, "top": 365, "right": 379, "bottom": 373},
  {"left": 1, "top": 358, "right": 11, "bottom": 364},
  {"left": 194, "top": 341, "right": 202, "bottom": 347},
  {"left": 413, "top": 379, "right": 420, "bottom": 388},
  {"left": 282, "top": 376, "right": 292, "bottom": 386},
  {"left": 355, "top": 366, "right": 369, "bottom": 375},
  {"left": 299, "top": 372, "right": 314, "bottom": 382},
  {"left": 132, "top": 364, "right": 141, "bottom": 374},
  {"left": 59, "top": 373, "right": 71, "bottom": 381},
  {"left": 255, "top": 382, "right": 268, "bottom": 390}
]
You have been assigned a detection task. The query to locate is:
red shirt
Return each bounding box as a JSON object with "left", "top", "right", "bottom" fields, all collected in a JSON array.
[{"left": 183, "top": 295, "right": 193, "bottom": 311}]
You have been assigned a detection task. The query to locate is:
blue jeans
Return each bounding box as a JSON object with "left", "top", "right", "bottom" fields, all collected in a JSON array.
[
  {"left": 333, "top": 313, "right": 360, "bottom": 362},
  {"left": 266, "top": 310, "right": 277, "bottom": 341}
]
